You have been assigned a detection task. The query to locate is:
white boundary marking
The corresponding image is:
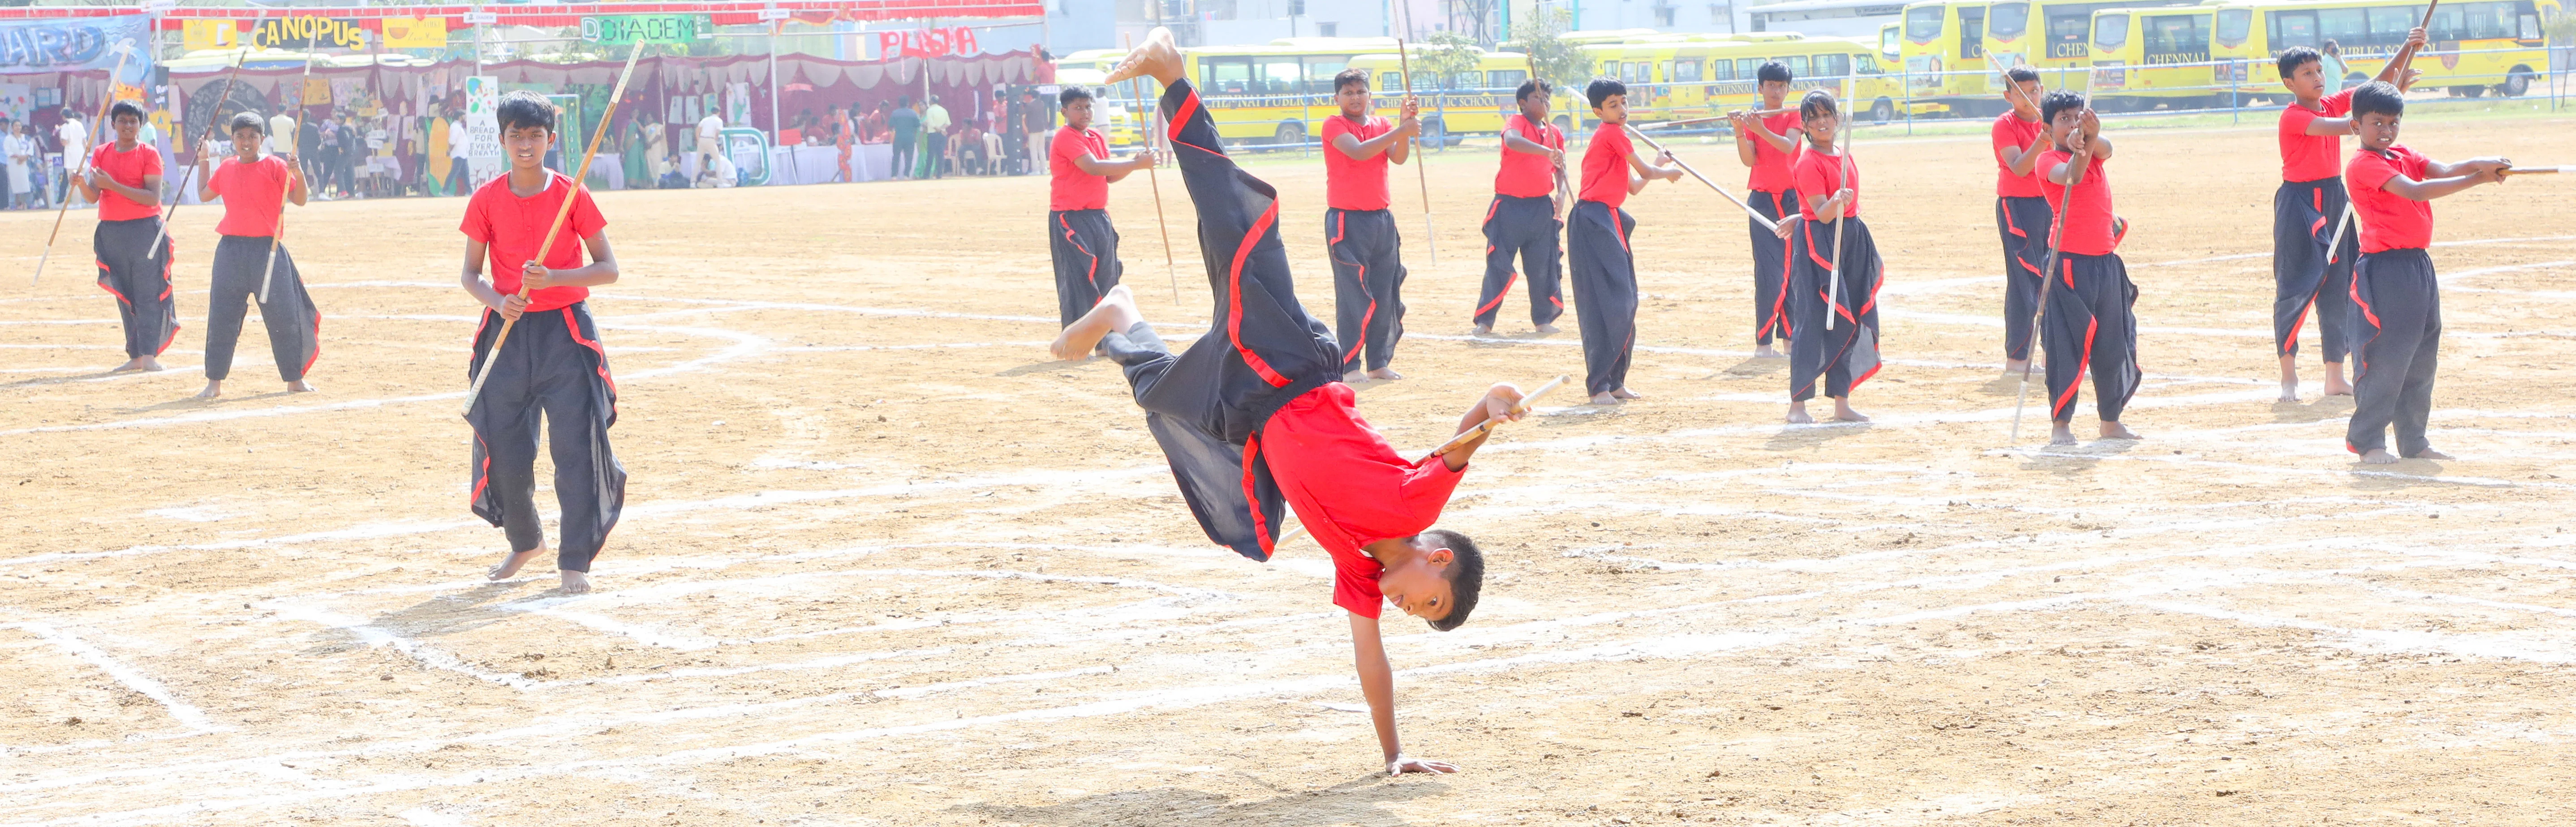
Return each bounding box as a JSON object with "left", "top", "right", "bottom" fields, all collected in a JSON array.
[{"left": 3, "top": 622, "right": 220, "bottom": 733}]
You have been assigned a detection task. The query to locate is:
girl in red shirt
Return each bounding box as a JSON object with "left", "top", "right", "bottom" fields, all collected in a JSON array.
[
  {"left": 1773, "top": 90, "right": 1881, "bottom": 424},
  {"left": 194, "top": 112, "right": 318, "bottom": 399}
]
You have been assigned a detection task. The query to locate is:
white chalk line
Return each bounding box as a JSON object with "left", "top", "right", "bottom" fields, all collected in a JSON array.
[
  {"left": 2, "top": 622, "right": 221, "bottom": 734},
  {"left": 2136, "top": 235, "right": 2576, "bottom": 268}
]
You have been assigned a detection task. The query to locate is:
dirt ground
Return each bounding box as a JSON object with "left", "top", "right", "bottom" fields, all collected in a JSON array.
[{"left": 4, "top": 114, "right": 2575, "bottom": 827}]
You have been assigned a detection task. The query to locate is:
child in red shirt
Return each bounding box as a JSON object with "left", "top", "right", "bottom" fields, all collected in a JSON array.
[
  {"left": 73, "top": 102, "right": 176, "bottom": 373},
  {"left": 459, "top": 91, "right": 627, "bottom": 595},
  {"left": 2339, "top": 81, "right": 2510, "bottom": 464},
  {"left": 1060, "top": 30, "right": 1511, "bottom": 776},
  {"left": 193, "top": 112, "right": 318, "bottom": 400},
  {"left": 2269, "top": 30, "right": 2423, "bottom": 402},
  {"left": 1989, "top": 64, "right": 2050, "bottom": 373},
  {"left": 1045, "top": 86, "right": 1157, "bottom": 330},
  {"left": 1568, "top": 78, "right": 1682, "bottom": 406},
  {"left": 1322, "top": 67, "right": 1419, "bottom": 381},
  {"left": 1730, "top": 60, "right": 1802, "bottom": 357},
  {"left": 1773, "top": 90, "right": 1881, "bottom": 425},
  {"left": 2034, "top": 90, "right": 2143, "bottom": 446},
  {"left": 1472, "top": 78, "right": 1567, "bottom": 336}
]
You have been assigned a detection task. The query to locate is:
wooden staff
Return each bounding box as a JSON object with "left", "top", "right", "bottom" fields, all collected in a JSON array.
[
  {"left": 459, "top": 43, "right": 651, "bottom": 418},
  {"left": 148, "top": 42, "right": 258, "bottom": 256},
  {"left": 258, "top": 31, "right": 327, "bottom": 306},
  {"left": 1635, "top": 109, "right": 1791, "bottom": 130},
  {"left": 1392, "top": 34, "right": 1436, "bottom": 265},
  {"left": 31, "top": 42, "right": 136, "bottom": 287},
  {"left": 1123, "top": 33, "right": 1180, "bottom": 304},
  {"left": 2008, "top": 67, "right": 2099, "bottom": 444},
  {"left": 1275, "top": 374, "right": 1567, "bottom": 547},
  {"left": 1623, "top": 124, "right": 1776, "bottom": 231},
  {"left": 2323, "top": 0, "right": 2442, "bottom": 266},
  {"left": 1824, "top": 80, "right": 1857, "bottom": 331},
  {"left": 2500, "top": 166, "right": 2567, "bottom": 176}
]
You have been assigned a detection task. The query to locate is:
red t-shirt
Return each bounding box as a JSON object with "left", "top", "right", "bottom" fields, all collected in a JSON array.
[
  {"left": 1578, "top": 123, "right": 1635, "bottom": 208},
  {"left": 207, "top": 154, "right": 293, "bottom": 238},
  {"left": 2278, "top": 89, "right": 2354, "bottom": 183},
  {"left": 2039, "top": 149, "right": 2116, "bottom": 256},
  {"left": 1259, "top": 383, "right": 1467, "bottom": 618},
  {"left": 1790, "top": 148, "right": 1859, "bottom": 220},
  {"left": 1747, "top": 111, "right": 1802, "bottom": 193},
  {"left": 460, "top": 172, "right": 608, "bottom": 313},
  {"left": 1990, "top": 111, "right": 2047, "bottom": 198},
  {"left": 1494, "top": 114, "right": 1563, "bottom": 198},
  {"left": 2345, "top": 144, "right": 2434, "bottom": 253},
  {"left": 88, "top": 141, "right": 163, "bottom": 222},
  {"left": 1322, "top": 115, "right": 1393, "bottom": 211},
  {"left": 1047, "top": 125, "right": 1110, "bottom": 211}
]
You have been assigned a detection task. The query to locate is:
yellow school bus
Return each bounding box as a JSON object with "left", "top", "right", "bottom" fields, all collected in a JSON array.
[
  {"left": 1051, "top": 67, "right": 1148, "bottom": 148},
  {"left": 1582, "top": 34, "right": 1921, "bottom": 124},
  {"left": 1174, "top": 38, "right": 1408, "bottom": 146},
  {"left": 2210, "top": 0, "right": 2560, "bottom": 98},
  {"left": 1898, "top": 0, "right": 2202, "bottom": 115},
  {"left": 2088, "top": 6, "right": 2227, "bottom": 110},
  {"left": 1344, "top": 50, "right": 1535, "bottom": 143}
]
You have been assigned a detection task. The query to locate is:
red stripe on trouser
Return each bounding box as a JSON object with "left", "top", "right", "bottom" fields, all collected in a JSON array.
[
  {"left": 1334, "top": 212, "right": 1376, "bottom": 367},
  {"left": 2349, "top": 264, "right": 2381, "bottom": 374},
  {"left": 1242, "top": 435, "right": 1272, "bottom": 557},
  {"left": 1228, "top": 203, "right": 1293, "bottom": 387},
  {"left": 1060, "top": 213, "right": 1101, "bottom": 298},
  {"left": 1475, "top": 199, "right": 1514, "bottom": 318},
  {"left": 1168, "top": 90, "right": 1202, "bottom": 138},
  {"left": 562, "top": 307, "right": 620, "bottom": 399},
  {"left": 305, "top": 304, "right": 323, "bottom": 375},
  {"left": 2052, "top": 259, "right": 2096, "bottom": 418}
]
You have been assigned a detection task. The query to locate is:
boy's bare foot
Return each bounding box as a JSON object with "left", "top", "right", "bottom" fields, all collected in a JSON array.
[
  {"left": 1755, "top": 343, "right": 1782, "bottom": 358},
  {"left": 2322, "top": 362, "right": 2352, "bottom": 396},
  {"left": 1535, "top": 323, "right": 1561, "bottom": 334},
  {"left": 2359, "top": 448, "right": 2397, "bottom": 465},
  {"left": 2099, "top": 421, "right": 2141, "bottom": 440},
  {"left": 1591, "top": 391, "right": 1621, "bottom": 405},
  {"left": 1106, "top": 28, "right": 1185, "bottom": 86},
  {"left": 288, "top": 379, "right": 317, "bottom": 393},
  {"left": 1610, "top": 386, "right": 1642, "bottom": 400},
  {"left": 1050, "top": 284, "right": 1140, "bottom": 360},
  {"left": 488, "top": 546, "right": 545, "bottom": 581},
  {"left": 194, "top": 380, "right": 222, "bottom": 399},
  {"left": 2406, "top": 448, "right": 2455, "bottom": 460},
  {"left": 1471, "top": 324, "right": 1493, "bottom": 336},
  {"left": 2279, "top": 356, "right": 2301, "bottom": 402},
  {"left": 1344, "top": 369, "right": 1370, "bottom": 383},
  {"left": 1786, "top": 400, "right": 1813, "bottom": 423},
  {"left": 112, "top": 356, "right": 163, "bottom": 373},
  {"left": 2049, "top": 423, "right": 2077, "bottom": 446},
  {"left": 559, "top": 570, "right": 592, "bottom": 594},
  {"left": 1830, "top": 398, "right": 1867, "bottom": 422},
  {"left": 1367, "top": 367, "right": 1402, "bottom": 381}
]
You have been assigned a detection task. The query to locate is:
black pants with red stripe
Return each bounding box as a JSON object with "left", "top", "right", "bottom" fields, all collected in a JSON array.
[
  {"left": 1474, "top": 194, "right": 1563, "bottom": 329},
  {"left": 1749, "top": 189, "right": 1797, "bottom": 346},
  {"left": 2273, "top": 179, "right": 2356, "bottom": 362},
  {"left": 2041, "top": 252, "right": 2141, "bottom": 424},
  {"left": 2345, "top": 249, "right": 2440, "bottom": 456},
  {"left": 94, "top": 217, "right": 177, "bottom": 360},
  {"left": 1566, "top": 199, "right": 1638, "bottom": 398},
  {"left": 1788, "top": 216, "right": 1884, "bottom": 402},
  {"left": 465, "top": 302, "right": 627, "bottom": 573},
  {"left": 1995, "top": 195, "right": 2051, "bottom": 361},
  {"left": 1048, "top": 208, "right": 1123, "bottom": 328},
  {"left": 1106, "top": 78, "right": 1341, "bottom": 561},
  {"left": 204, "top": 235, "right": 319, "bottom": 382},
  {"left": 1326, "top": 207, "right": 1406, "bottom": 372}
]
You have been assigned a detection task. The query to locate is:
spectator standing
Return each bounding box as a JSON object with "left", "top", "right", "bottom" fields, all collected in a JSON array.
[
  {"left": 3, "top": 120, "right": 31, "bottom": 209},
  {"left": 1020, "top": 90, "right": 1052, "bottom": 175},
  {"left": 2320, "top": 40, "right": 2349, "bottom": 94},
  {"left": 889, "top": 96, "right": 920, "bottom": 180},
  {"left": 299, "top": 116, "right": 325, "bottom": 195},
  {"left": 55, "top": 113, "right": 88, "bottom": 207},
  {"left": 921, "top": 94, "right": 952, "bottom": 179},
  {"left": 445, "top": 108, "right": 472, "bottom": 195},
  {"left": 695, "top": 108, "right": 724, "bottom": 172}
]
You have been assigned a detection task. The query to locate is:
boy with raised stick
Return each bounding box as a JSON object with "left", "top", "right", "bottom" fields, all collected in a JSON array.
[
  {"left": 194, "top": 112, "right": 318, "bottom": 399},
  {"left": 1046, "top": 85, "right": 1159, "bottom": 330},
  {"left": 1062, "top": 29, "right": 1514, "bottom": 776},
  {"left": 1323, "top": 66, "right": 1421, "bottom": 381},
  {"left": 2339, "top": 81, "right": 2511, "bottom": 464},
  {"left": 1570, "top": 78, "right": 1685, "bottom": 406},
  {"left": 2035, "top": 90, "right": 2142, "bottom": 446},
  {"left": 2271, "top": 28, "right": 2425, "bottom": 402},
  {"left": 1990, "top": 64, "right": 2050, "bottom": 374},
  {"left": 1773, "top": 90, "right": 1880, "bottom": 424},
  {"left": 72, "top": 102, "right": 176, "bottom": 373},
  {"left": 460, "top": 91, "right": 627, "bottom": 594},
  {"left": 1471, "top": 78, "right": 1567, "bottom": 337},
  {"left": 1728, "top": 60, "right": 1801, "bottom": 358}
]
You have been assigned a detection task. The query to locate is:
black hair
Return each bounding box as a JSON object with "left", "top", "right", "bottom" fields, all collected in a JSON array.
[
  {"left": 109, "top": 100, "right": 147, "bottom": 124},
  {"left": 1058, "top": 86, "right": 1092, "bottom": 107},
  {"left": 2005, "top": 64, "right": 2040, "bottom": 85},
  {"left": 1756, "top": 60, "right": 1793, "bottom": 85},
  {"left": 2350, "top": 80, "right": 2404, "bottom": 119},
  {"left": 496, "top": 90, "right": 554, "bottom": 133},
  {"left": 1333, "top": 67, "right": 1370, "bottom": 92},
  {"left": 2040, "top": 88, "right": 2086, "bottom": 125},
  {"left": 1585, "top": 77, "right": 1626, "bottom": 109},
  {"left": 228, "top": 111, "right": 265, "bottom": 135},
  {"left": 1418, "top": 529, "right": 1485, "bottom": 632},
  {"left": 1514, "top": 77, "right": 1552, "bottom": 103},
  {"left": 1798, "top": 88, "right": 1836, "bottom": 120},
  {"left": 2276, "top": 46, "right": 2320, "bottom": 80}
]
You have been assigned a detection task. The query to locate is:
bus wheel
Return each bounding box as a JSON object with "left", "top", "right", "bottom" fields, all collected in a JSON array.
[
  {"left": 2456, "top": 85, "right": 2486, "bottom": 99},
  {"left": 1423, "top": 118, "right": 1449, "bottom": 148},
  {"left": 1553, "top": 114, "right": 1574, "bottom": 134},
  {"left": 1275, "top": 120, "right": 1307, "bottom": 146},
  {"left": 2500, "top": 68, "right": 2532, "bottom": 97},
  {"left": 1870, "top": 98, "right": 1894, "bottom": 123}
]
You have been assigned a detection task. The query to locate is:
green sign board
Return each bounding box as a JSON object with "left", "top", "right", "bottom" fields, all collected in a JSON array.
[{"left": 580, "top": 14, "right": 701, "bottom": 45}]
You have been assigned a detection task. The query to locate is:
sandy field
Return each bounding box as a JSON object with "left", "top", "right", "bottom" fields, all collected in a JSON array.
[{"left": 4, "top": 112, "right": 2574, "bottom": 827}]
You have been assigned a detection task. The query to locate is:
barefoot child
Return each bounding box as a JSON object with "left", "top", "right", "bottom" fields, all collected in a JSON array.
[
  {"left": 1324, "top": 67, "right": 1420, "bottom": 381},
  {"left": 73, "top": 102, "right": 176, "bottom": 373},
  {"left": 195, "top": 112, "right": 319, "bottom": 399},
  {"left": 1729, "top": 60, "right": 1800, "bottom": 357},
  {"left": 1777, "top": 90, "right": 1879, "bottom": 424},
  {"left": 460, "top": 91, "right": 627, "bottom": 594},
  {"left": 1471, "top": 78, "right": 1566, "bottom": 336},
  {"left": 1990, "top": 65, "right": 2049, "bottom": 373},
  {"left": 2036, "top": 90, "right": 2142, "bottom": 446},
  {"left": 1047, "top": 86, "right": 1158, "bottom": 329},
  {"left": 2271, "top": 27, "right": 2424, "bottom": 402},
  {"left": 1066, "top": 29, "right": 1508, "bottom": 775},
  {"left": 1569, "top": 78, "right": 1684, "bottom": 406},
  {"left": 2339, "top": 81, "right": 2509, "bottom": 464}
]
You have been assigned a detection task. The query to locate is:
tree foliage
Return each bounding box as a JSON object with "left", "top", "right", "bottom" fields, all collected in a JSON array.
[{"left": 1513, "top": 7, "right": 1591, "bottom": 92}]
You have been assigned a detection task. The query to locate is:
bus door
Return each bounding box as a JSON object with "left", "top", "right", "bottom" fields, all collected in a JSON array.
[{"left": 1960, "top": 6, "right": 1990, "bottom": 94}]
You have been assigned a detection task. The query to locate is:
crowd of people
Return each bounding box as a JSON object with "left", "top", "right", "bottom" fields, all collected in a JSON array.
[{"left": 779, "top": 86, "right": 1063, "bottom": 182}]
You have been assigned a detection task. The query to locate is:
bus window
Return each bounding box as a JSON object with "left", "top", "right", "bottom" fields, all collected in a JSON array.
[
  {"left": 2046, "top": 7, "right": 2093, "bottom": 58},
  {"left": 1488, "top": 69, "right": 1527, "bottom": 89},
  {"left": 1625, "top": 62, "right": 1649, "bottom": 84},
  {"left": 1990, "top": 2, "right": 2030, "bottom": 39},
  {"left": 2364, "top": 6, "right": 2416, "bottom": 46},
  {"left": 2215, "top": 9, "right": 2250, "bottom": 47},
  {"left": 1674, "top": 60, "right": 1703, "bottom": 82},
  {"left": 2317, "top": 8, "right": 2366, "bottom": 48},
  {"left": 1711, "top": 59, "right": 1735, "bottom": 81},
  {"left": 1961, "top": 6, "right": 1987, "bottom": 58},
  {"left": 2431, "top": 1, "right": 2517, "bottom": 40},
  {"left": 2094, "top": 15, "right": 2129, "bottom": 51},
  {"left": 1815, "top": 53, "right": 1851, "bottom": 77},
  {"left": 1304, "top": 56, "right": 1348, "bottom": 94},
  {"left": 2270, "top": 11, "right": 2318, "bottom": 50},
  {"left": 1381, "top": 71, "right": 1402, "bottom": 91},
  {"left": 1201, "top": 57, "right": 1254, "bottom": 94},
  {"left": 1905, "top": 5, "right": 1944, "bottom": 43},
  {"left": 1737, "top": 58, "right": 1764, "bottom": 79},
  {"left": 1881, "top": 24, "right": 1901, "bottom": 60},
  {"left": 1785, "top": 55, "right": 1811, "bottom": 77},
  {"left": 2142, "top": 15, "right": 2206, "bottom": 61},
  {"left": 1858, "top": 55, "right": 1883, "bottom": 74},
  {"left": 1256, "top": 57, "right": 1303, "bottom": 94}
]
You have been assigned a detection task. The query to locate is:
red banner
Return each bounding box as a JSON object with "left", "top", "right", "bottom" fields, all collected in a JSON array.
[{"left": 876, "top": 26, "right": 978, "bottom": 59}]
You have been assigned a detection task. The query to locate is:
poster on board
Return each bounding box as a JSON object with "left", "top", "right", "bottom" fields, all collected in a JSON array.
[{"left": 463, "top": 74, "right": 502, "bottom": 190}]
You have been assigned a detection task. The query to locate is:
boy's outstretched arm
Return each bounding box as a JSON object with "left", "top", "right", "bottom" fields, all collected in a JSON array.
[
  {"left": 1350, "top": 611, "right": 1459, "bottom": 776},
  {"left": 1439, "top": 383, "right": 1529, "bottom": 471},
  {"left": 2380, "top": 159, "right": 2508, "bottom": 201}
]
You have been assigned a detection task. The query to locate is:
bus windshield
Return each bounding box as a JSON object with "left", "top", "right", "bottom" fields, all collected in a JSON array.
[
  {"left": 1990, "top": 2, "right": 2031, "bottom": 39},
  {"left": 1906, "top": 6, "right": 1945, "bottom": 43},
  {"left": 2094, "top": 14, "right": 2129, "bottom": 51},
  {"left": 2215, "top": 9, "right": 2251, "bottom": 47}
]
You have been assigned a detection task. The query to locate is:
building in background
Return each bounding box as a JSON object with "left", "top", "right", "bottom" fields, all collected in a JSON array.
[{"left": 1743, "top": 0, "right": 1905, "bottom": 37}]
